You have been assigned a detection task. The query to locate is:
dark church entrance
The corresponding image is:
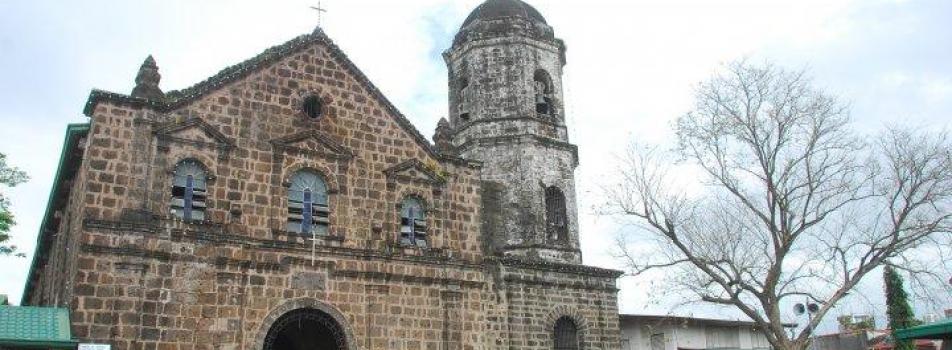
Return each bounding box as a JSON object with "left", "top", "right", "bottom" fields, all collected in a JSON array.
[{"left": 263, "top": 308, "right": 348, "bottom": 350}]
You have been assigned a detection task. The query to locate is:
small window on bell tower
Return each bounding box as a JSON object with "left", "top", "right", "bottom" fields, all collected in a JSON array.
[
  {"left": 533, "top": 70, "right": 554, "bottom": 117},
  {"left": 545, "top": 186, "right": 568, "bottom": 243},
  {"left": 458, "top": 77, "right": 471, "bottom": 122}
]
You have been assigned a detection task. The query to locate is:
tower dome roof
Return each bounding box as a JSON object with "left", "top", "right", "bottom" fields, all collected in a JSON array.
[
  {"left": 460, "top": 0, "right": 548, "bottom": 28},
  {"left": 453, "top": 0, "right": 555, "bottom": 47}
]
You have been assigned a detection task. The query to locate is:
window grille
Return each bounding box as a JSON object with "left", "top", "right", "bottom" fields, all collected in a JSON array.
[
  {"left": 302, "top": 95, "right": 323, "bottom": 119},
  {"left": 171, "top": 160, "right": 207, "bottom": 221},
  {"left": 554, "top": 317, "right": 579, "bottom": 350},
  {"left": 545, "top": 186, "right": 568, "bottom": 242},
  {"left": 400, "top": 197, "right": 427, "bottom": 248},
  {"left": 288, "top": 170, "right": 330, "bottom": 236},
  {"left": 650, "top": 333, "right": 665, "bottom": 350}
]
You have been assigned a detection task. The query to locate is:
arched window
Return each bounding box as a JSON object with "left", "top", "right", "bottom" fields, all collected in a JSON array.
[
  {"left": 171, "top": 159, "right": 208, "bottom": 221},
  {"left": 545, "top": 186, "right": 568, "bottom": 243},
  {"left": 554, "top": 316, "right": 579, "bottom": 350},
  {"left": 534, "top": 69, "right": 554, "bottom": 116},
  {"left": 400, "top": 197, "right": 427, "bottom": 248},
  {"left": 287, "top": 170, "right": 330, "bottom": 236}
]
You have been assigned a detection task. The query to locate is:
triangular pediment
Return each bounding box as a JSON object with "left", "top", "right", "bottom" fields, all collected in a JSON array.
[
  {"left": 270, "top": 130, "right": 353, "bottom": 160},
  {"left": 154, "top": 117, "right": 234, "bottom": 148},
  {"left": 85, "top": 28, "right": 437, "bottom": 158},
  {"left": 383, "top": 159, "right": 446, "bottom": 186}
]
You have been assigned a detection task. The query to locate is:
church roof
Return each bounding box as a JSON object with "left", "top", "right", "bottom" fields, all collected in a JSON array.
[
  {"left": 83, "top": 27, "right": 438, "bottom": 158},
  {"left": 21, "top": 123, "right": 89, "bottom": 306},
  {"left": 452, "top": 0, "right": 558, "bottom": 50},
  {"left": 0, "top": 306, "right": 76, "bottom": 348},
  {"left": 460, "top": 0, "right": 548, "bottom": 28}
]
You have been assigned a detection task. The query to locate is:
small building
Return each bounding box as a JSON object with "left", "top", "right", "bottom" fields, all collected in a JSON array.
[
  {"left": 814, "top": 329, "right": 885, "bottom": 350},
  {"left": 895, "top": 318, "right": 951, "bottom": 350},
  {"left": 619, "top": 314, "right": 780, "bottom": 350},
  {"left": 0, "top": 305, "right": 77, "bottom": 349},
  {"left": 868, "top": 332, "right": 941, "bottom": 350}
]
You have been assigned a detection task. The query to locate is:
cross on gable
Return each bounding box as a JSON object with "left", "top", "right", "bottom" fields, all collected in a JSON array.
[{"left": 310, "top": 1, "right": 328, "bottom": 27}]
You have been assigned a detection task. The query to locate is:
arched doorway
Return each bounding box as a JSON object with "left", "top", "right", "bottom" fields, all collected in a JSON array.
[{"left": 262, "top": 308, "right": 348, "bottom": 350}]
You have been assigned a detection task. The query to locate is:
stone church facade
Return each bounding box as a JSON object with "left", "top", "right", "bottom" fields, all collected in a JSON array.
[{"left": 22, "top": 0, "right": 622, "bottom": 349}]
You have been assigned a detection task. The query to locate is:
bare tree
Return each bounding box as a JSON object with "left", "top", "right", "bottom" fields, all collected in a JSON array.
[{"left": 605, "top": 60, "right": 952, "bottom": 350}]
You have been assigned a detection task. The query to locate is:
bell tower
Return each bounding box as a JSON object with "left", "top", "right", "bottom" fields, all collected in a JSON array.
[{"left": 444, "top": 0, "right": 580, "bottom": 264}]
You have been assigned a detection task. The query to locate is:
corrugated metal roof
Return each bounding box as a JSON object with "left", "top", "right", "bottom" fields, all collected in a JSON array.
[
  {"left": 21, "top": 123, "right": 90, "bottom": 305},
  {"left": 0, "top": 306, "right": 77, "bottom": 348},
  {"left": 619, "top": 313, "right": 798, "bottom": 328},
  {"left": 895, "top": 319, "right": 952, "bottom": 340}
]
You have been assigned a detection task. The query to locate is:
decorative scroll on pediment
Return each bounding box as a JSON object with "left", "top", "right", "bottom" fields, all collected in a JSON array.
[
  {"left": 270, "top": 130, "right": 354, "bottom": 161},
  {"left": 154, "top": 117, "right": 235, "bottom": 151},
  {"left": 383, "top": 159, "right": 447, "bottom": 187}
]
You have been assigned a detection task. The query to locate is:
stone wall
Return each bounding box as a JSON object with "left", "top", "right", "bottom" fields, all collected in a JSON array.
[
  {"left": 67, "top": 221, "right": 494, "bottom": 349},
  {"left": 445, "top": 35, "right": 566, "bottom": 127},
  {"left": 469, "top": 138, "right": 580, "bottom": 263},
  {"left": 63, "top": 220, "right": 618, "bottom": 349},
  {"left": 76, "top": 41, "right": 482, "bottom": 256},
  {"left": 499, "top": 261, "right": 621, "bottom": 349},
  {"left": 445, "top": 18, "right": 581, "bottom": 264}
]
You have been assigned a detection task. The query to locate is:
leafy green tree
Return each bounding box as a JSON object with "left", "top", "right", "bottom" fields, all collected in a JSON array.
[
  {"left": 0, "top": 152, "right": 28, "bottom": 257},
  {"left": 885, "top": 265, "right": 917, "bottom": 350}
]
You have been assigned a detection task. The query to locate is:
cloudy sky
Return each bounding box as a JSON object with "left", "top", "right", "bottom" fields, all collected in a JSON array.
[{"left": 1, "top": 0, "right": 950, "bottom": 333}]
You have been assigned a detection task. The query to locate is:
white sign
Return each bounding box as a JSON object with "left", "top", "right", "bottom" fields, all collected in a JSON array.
[{"left": 79, "top": 344, "right": 111, "bottom": 350}]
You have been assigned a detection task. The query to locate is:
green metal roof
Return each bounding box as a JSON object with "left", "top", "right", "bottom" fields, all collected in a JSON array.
[
  {"left": 21, "top": 123, "right": 90, "bottom": 306},
  {"left": 0, "top": 306, "right": 77, "bottom": 348},
  {"left": 895, "top": 318, "right": 952, "bottom": 340}
]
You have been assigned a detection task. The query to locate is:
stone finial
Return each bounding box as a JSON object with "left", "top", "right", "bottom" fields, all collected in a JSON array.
[
  {"left": 433, "top": 118, "right": 456, "bottom": 155},
  {"left": 312, "top": 26, "right": 326, "bottom": 37},
  {"left": 131, "top": 55, "right": 165, "bottom": 100}
]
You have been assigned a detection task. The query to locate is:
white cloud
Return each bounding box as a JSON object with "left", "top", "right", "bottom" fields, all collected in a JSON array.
[{"left": 922, "top": 78, "right": 952, "bottom": 103}]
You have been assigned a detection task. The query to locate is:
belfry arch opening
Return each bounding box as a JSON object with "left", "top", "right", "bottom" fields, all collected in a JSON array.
[
  {"left": 263, "top": 308, "right": 348, "bottom": 350},
  {"left": 533, "top": 69, "right": 554, "bottom": 116}
]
